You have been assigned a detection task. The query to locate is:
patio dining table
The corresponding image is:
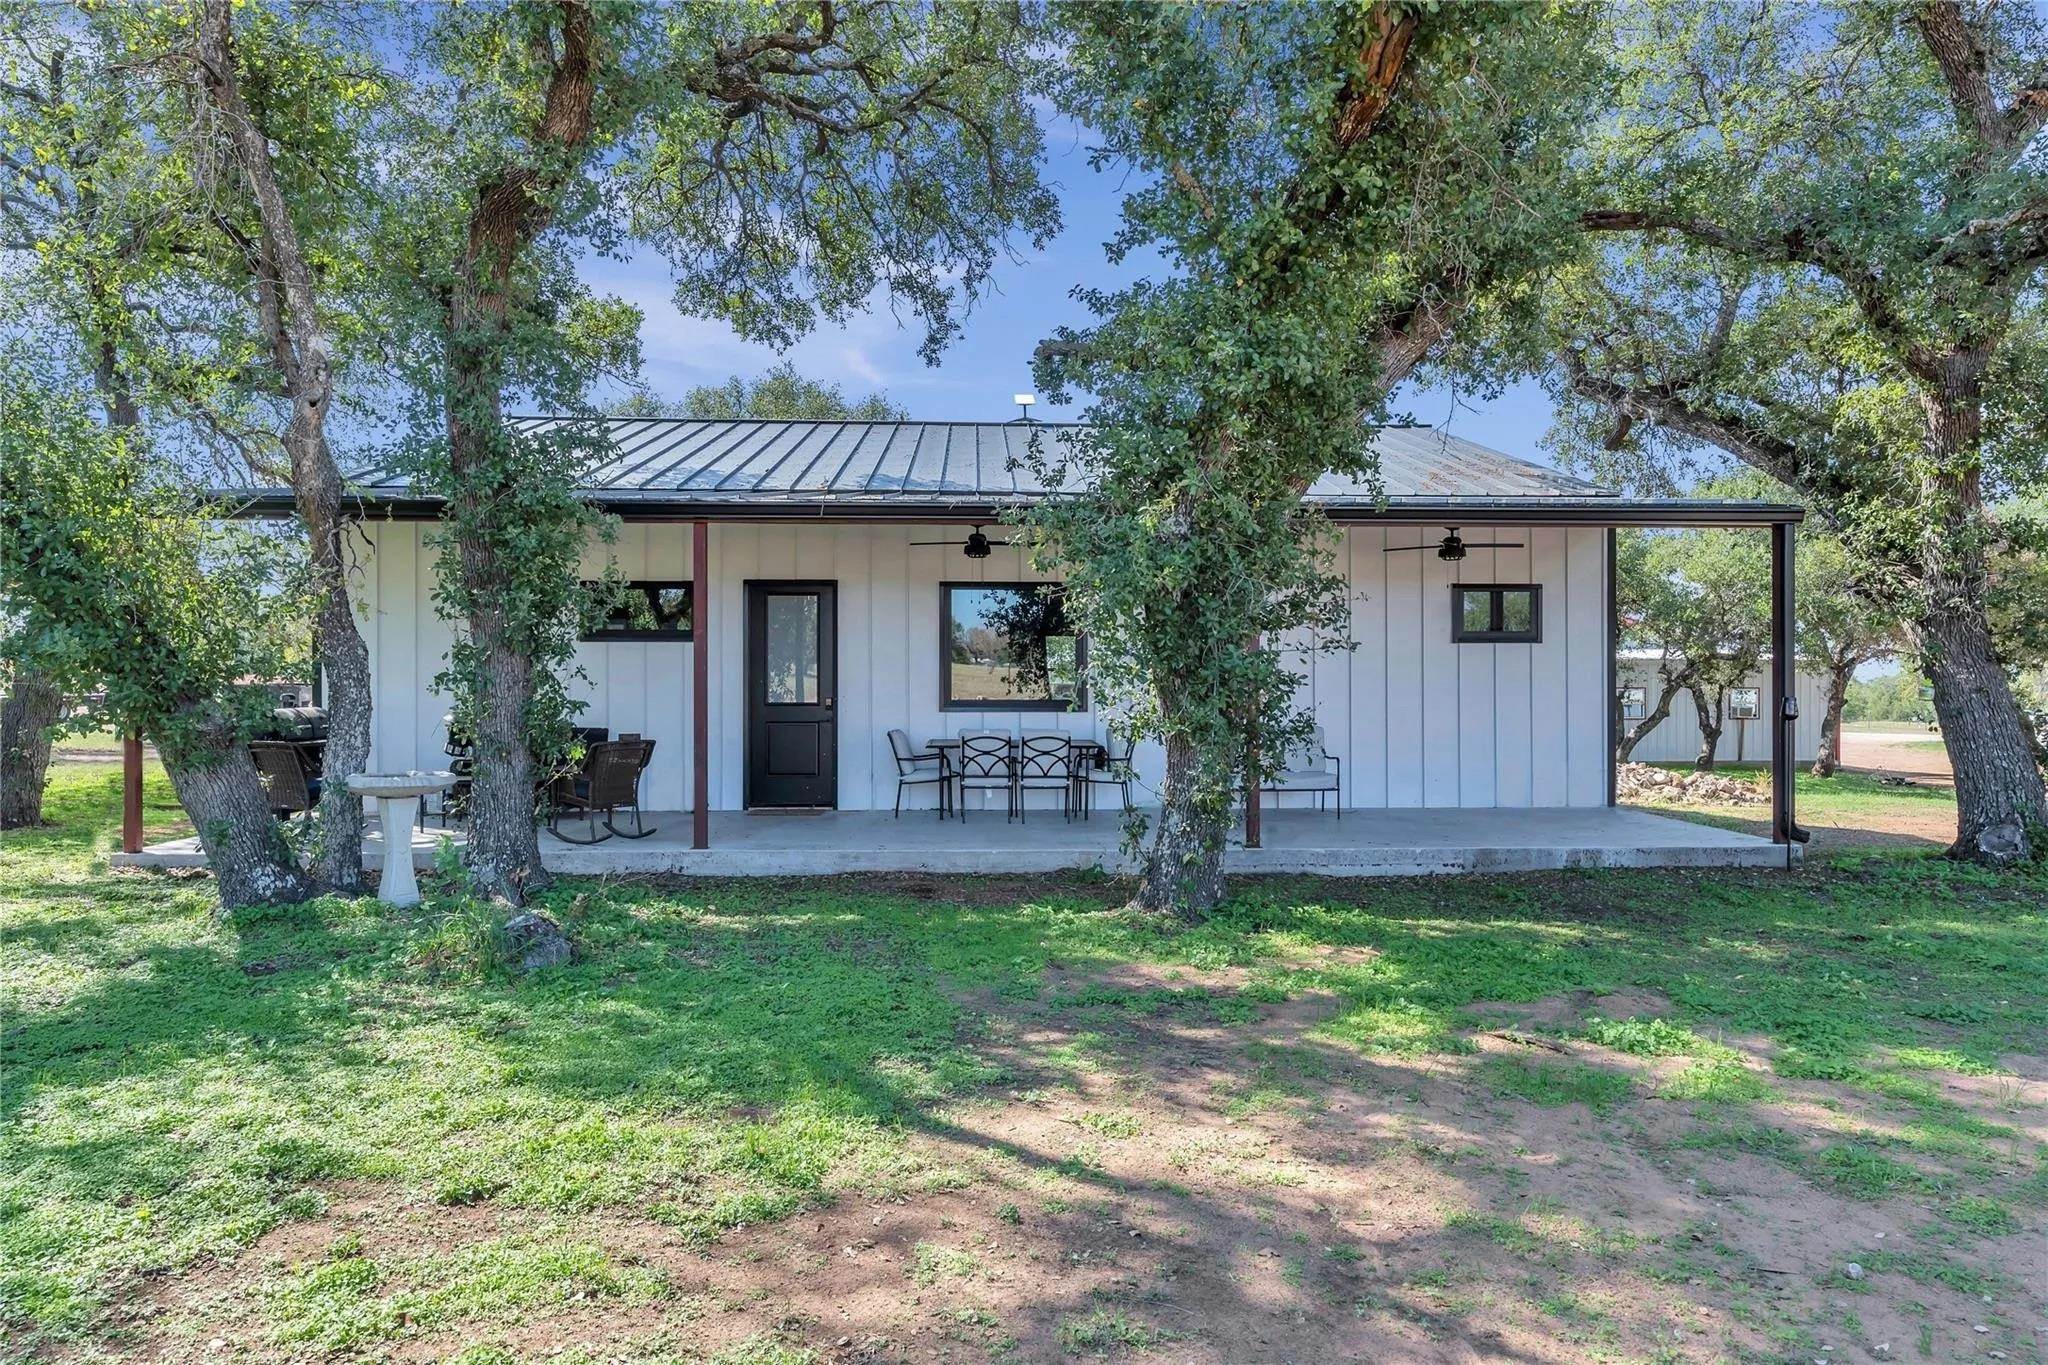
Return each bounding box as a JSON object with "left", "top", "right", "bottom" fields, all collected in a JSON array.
[{"left": 924, "top": 734, "right": 1110, "bottom": 769}]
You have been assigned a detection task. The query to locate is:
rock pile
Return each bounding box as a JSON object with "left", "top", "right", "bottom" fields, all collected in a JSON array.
[{"left": 1616, "top": 762, "right": 1768, "bottom": 806}]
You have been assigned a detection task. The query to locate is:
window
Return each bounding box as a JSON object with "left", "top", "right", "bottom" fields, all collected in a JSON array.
[
  {"left": 1450, "top": 584, "right": 1541, "bottom": 644},
  {"left": 1618, "top": 686, "right": 1647, "bottom": 719},
  {"left": 1728, "top": 687, "right": 1761, "bottom": 720},
  {"left": 581, "top": 580, "right": 692, "bottom": 641},
  {"left": 762, "top": 591, "right": 819, "bottom": 703},
  {"left": 941, "top": 583, "right": 1084, "bottom": 710}
]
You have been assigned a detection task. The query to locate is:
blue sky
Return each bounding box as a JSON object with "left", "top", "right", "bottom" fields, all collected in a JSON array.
[{"left": 586, "top": 112, "right": 1562, "bottom": 465}]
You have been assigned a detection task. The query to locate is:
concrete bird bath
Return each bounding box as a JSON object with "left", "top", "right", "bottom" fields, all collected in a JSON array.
[{"left": 346, "top": 771, "right": 456, "bottom": 906}]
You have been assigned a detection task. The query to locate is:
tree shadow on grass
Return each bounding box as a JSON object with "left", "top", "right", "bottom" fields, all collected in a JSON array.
[{"left": 10, "top": 856, "right": 2046, "bottom": 1356}]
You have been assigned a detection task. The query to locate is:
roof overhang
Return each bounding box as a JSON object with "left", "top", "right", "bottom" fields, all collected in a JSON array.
[{"left": 218, "top": 487, "right": 1805, "bottom": 528}]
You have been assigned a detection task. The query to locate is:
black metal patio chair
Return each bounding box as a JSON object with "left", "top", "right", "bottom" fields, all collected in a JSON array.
[
  {"left": 249, "top": 740, "right": 321, "bottom": 824},
  {"left": 1015, "top": 731, "right": 1075, "bottom": 821},
  {"left": 952, "top": 730, "right": 1015, "bottom": 821},
  {"left": 1076, "top": 728, "right": 1135, "bottom": 818},
  {"left": 888, "top": 728, "right": 952, "bottom": 819}
]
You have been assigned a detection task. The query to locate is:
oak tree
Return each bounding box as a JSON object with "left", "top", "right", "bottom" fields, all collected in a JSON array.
[
  {"left": 1028, "top": 1, "right": 1598, "bottom": 915},
  {"left": 382, "top": 1, "right": 1056, "bottom": 901},
  {"left": 1553, "top": 0, "right": 2048, "bottom": 859}
]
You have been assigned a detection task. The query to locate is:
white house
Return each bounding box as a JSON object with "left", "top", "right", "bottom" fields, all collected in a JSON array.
[
  {"left": 173, "top": 416, "right": 1813, "bottom": 876},
  {"left": 1616, "top": 652, "right": 1828, "bottom": 766}
]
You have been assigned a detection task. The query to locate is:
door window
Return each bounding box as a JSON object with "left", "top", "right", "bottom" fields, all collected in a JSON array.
[{"left": 763, "top": 593, "right": 820, "bottom": 704}]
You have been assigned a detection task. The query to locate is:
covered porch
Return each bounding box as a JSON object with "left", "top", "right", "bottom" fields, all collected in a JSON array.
[
  {"left": 138, "top": 417, "right": 1811, "bottom": 880},
  {"left": 114, "top": 803, "right": 1790, "bottom": 878}
]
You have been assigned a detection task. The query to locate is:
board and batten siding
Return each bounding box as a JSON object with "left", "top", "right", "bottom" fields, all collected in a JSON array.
[
  {"left": 1616, "top": 658, "right": 1825, "bottom": 765},
  {"left": 349, "top": 521, "right": 1612, "bottom": 811},
  {"left": 1279, "top": 525, "right": 1610, "bottom": 810}
]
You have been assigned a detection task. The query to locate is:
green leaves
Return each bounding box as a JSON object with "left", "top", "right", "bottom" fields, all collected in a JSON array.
[
  {"left": 1022, "top": 3, "right": 1600, "bottom": 891},
  {"left": 619, "top": 0, "right": 1059, "bottom": 363},
  {"left": 0, "top": 375, "right": 306, "bottom": 764}
]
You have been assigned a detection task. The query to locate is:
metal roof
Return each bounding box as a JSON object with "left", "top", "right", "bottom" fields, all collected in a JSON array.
[
  {"left": 336, "top": 417, "right": 1615, "bottom": 506},
  {"left": 221, "top": 417, "right": 1802, "bottom": 525}
]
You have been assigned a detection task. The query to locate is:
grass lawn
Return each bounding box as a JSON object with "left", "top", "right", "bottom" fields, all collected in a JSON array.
[
  {"left": 1629, "top": 766, "right": 1963, "bottom": 852},
  {"left": 4, "top": 763, "right": 2045, "bottom": 1362}
]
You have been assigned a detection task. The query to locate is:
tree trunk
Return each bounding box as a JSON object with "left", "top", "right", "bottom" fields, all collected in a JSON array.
[
  {"left": 1, "top": 670, "right": 64, "bottom": 828},
  {"left": 1615, "top": 670, "right": 1689, "bottom": 763},
  {"left": 1129, "top": 726, "right": 1230, "bottom": 920},
  {"left": 1691, "top": 686, "right": 1724, "bottom": 770},
  {"left": 160, "top": 710, "right": 311, "bottom": 907},
  {"left": 1918, "top": 607, "right": 2046, "bottom": 860},
  {"left": 433, "top": 0, "right": 596, "bottom": 905},
  {"left": 1913, "top": 363, "right": 2047, "bottom": 861},
  {"left": 451, "top": 486, "right": 548, "bottom": 903},
  {"left": 196, "top": 0, "right": 371, "bottom": 894},
  {"left": 1812, "top": 658, "right": 1855, "bottom": 778},
  {"left": 304, "top": 512, "right": 370, "bottom": 893}
]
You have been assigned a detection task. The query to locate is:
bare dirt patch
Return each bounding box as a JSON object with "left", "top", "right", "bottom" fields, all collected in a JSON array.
[
  {"left": 82, "top": 971, "right": 2047, "bottom": 1365},
  {"left": 1840, "top": 731, "right": 1955, "bottom": 788}
]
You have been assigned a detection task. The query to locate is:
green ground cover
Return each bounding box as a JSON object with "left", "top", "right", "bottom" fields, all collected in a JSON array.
[{"left": 3, "top": 762, "right": 2044, "bottom": 1360}]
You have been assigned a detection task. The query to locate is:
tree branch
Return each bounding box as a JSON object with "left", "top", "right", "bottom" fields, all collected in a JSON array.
[
  {"left": 1914, "top": 0, "right": 2006, "bottom": 151},
  {"left": 1579, "top": 208, "right": 1944, "bottom": 380},
  {"left": 1333, "top": 3, "right": 1421, "bottom": 148},
  {"left": 1558, "top": 348, "right": 1818, "bottom": 499}
]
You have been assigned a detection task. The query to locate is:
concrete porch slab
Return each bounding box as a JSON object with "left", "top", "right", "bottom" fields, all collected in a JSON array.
[{"left": 112, "top": 804, "right": 1791, "bottom": 879}]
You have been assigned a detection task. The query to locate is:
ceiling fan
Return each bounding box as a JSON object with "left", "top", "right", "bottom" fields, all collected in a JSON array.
[
  {"left": 911, "top": 524, "right": 1013, "bottom": 559},
  {"left": 1383, "top": 527, "right": 1525, "bottom": 563}
]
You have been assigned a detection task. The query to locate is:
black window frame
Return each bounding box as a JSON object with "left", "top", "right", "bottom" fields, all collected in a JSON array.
[
  {"left": 1618, "top": 685, "right": 1647, "bottom": 719},
  {"left": 939, "top": 581, "right": 1088, "bottom": 713},
  {"left": 1727, "top": 686, "right": 1761, "bottom": 720},
  {"left": 580, "top": 579, "right": 693, "bottom": 642},
  {"left": 1450, "top": 584, "right": 1542, "bottom": 644}
]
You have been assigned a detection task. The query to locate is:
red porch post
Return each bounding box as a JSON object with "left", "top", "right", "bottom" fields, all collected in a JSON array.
[
  {"left": 692, "top": 519, "right": 710, "bottom": 850},
  {"left": 122, "top": 732, "right": 143, "bottom": 853}
]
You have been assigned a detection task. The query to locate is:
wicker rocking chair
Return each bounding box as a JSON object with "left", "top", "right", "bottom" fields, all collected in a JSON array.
[
  {"left": 249, "top": 740, "right": 321, "bottom": 824},
  {"left": 547, "top": 738, "right": 657, "bottom": 844}
]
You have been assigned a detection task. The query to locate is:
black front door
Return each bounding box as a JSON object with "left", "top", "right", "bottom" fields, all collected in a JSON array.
[{"left": 746, "top": 581, "right": 837, "bottom": 807}]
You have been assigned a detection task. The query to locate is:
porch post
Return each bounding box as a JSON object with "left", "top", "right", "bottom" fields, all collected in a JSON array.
[
  {"left": 122, "top": 732, "right": 142, "bottom": 853},
  {"left": 1769, "top": 520, "right": 1807, "bottom": 852},
  {"left": 1606, "top": 528, "right": 1619, "bottom": 806},
  {"left": 692, "top": 520, "right": 710, "bottom": 850},
  {"left": 1243, "top": 634, "right": 1261, "bottom": 848}
]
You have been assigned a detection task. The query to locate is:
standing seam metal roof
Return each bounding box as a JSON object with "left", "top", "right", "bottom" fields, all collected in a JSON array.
[{"left": 341, "top": 417, "right": 1615, "bottom": 504}]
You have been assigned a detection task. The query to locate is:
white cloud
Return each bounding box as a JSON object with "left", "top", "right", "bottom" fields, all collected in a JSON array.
[{"left": 840, "top": 346, "right": 887, "bottom": 386}]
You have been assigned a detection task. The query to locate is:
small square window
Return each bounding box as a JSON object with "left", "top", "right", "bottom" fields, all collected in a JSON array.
[
  {"left": 1619, "top": 686, "right": 1646, "bottom": 719},
  {"left": 1728, "top": 687, "right": 1761, "bottom": 720},
  {"left": 1450, "top": 585, "right": 1541, "bottom": 644},
  {"left": 581, "top": 580, "right": 692, "bottom": 641}
]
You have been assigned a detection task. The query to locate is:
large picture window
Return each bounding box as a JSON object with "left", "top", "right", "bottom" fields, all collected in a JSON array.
[
  {"left": 941, "top": 583, "right": 1084, "bottom": 711},
  {"left": 582, "top": 580, "right": 692, "bottom": 641}
]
